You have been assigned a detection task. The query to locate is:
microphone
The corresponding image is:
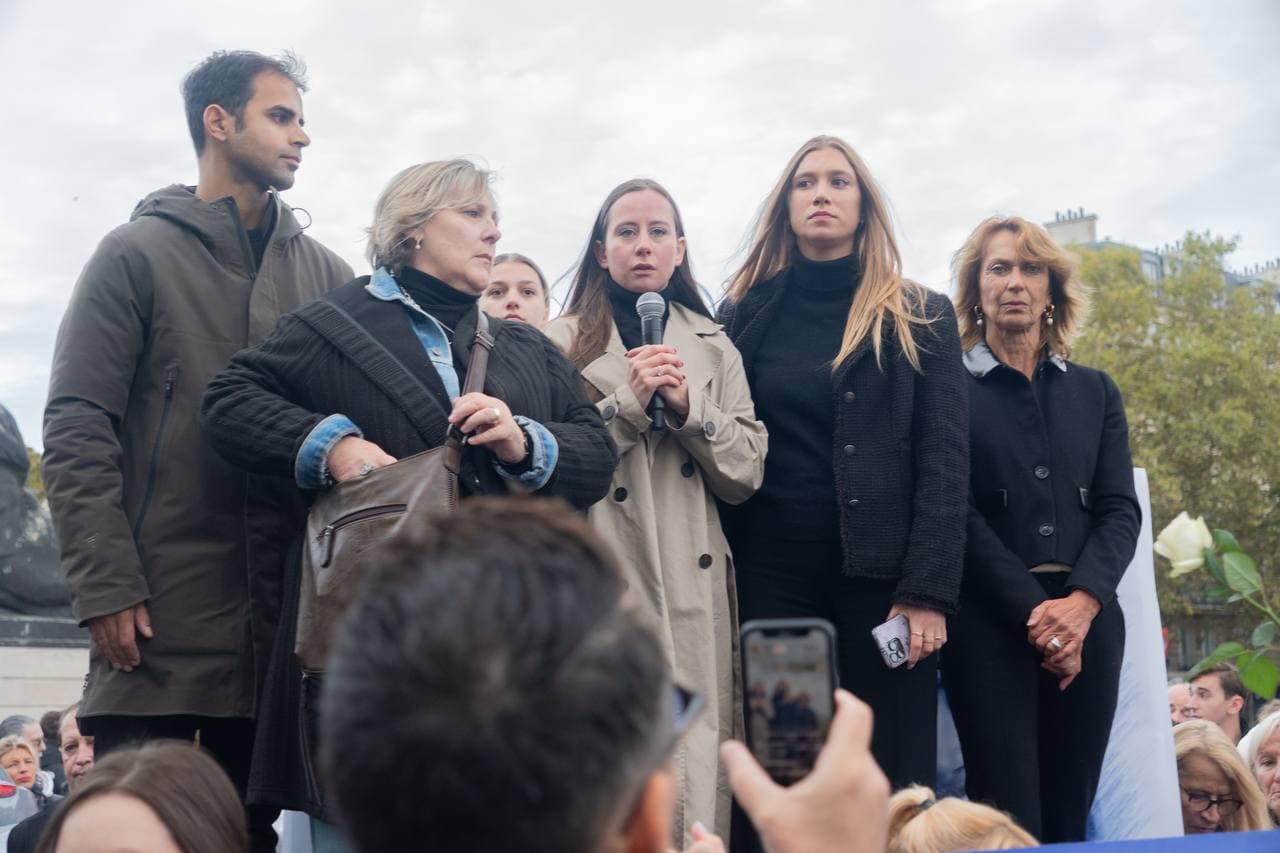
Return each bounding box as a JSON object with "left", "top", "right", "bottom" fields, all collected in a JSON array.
[{"left": 636, "top": 292, "right": 667, "bottom": 431}]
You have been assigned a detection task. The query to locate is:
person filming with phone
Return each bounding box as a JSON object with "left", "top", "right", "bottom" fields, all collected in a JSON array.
[
  {"left": 942, "top": 217, "right": 1141, "bottom": 843},
  {"left": 318, "top": 498, "right": 890, "bottom": 853}
]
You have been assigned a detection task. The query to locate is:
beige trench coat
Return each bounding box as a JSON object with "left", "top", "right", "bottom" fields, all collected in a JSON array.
[{"left": 544, "top": 304, "right": 767, "bottom": 841}]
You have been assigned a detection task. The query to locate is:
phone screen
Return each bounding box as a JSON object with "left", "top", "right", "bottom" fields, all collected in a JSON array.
[{"left": 741, "top": 619, "right": 837, "bottom": 785}]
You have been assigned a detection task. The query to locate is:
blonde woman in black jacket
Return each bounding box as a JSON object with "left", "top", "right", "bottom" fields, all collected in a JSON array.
[
  {"left": 943, "top": 216, "right": 1140, "bottom": 843},
  {"left": 717, "top": 136, "right": 968, "bottom": 808}
]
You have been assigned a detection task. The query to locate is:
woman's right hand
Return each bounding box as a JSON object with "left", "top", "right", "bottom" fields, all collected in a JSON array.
[
  {"left": 625, "top": 345, "right": 685, "bottom": 409},
  {"left": 327, "top": 436, "right": 397, "bottom": 483}
]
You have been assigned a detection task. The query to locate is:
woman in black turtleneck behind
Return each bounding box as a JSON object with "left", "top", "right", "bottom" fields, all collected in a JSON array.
[
  {"left": 717, "top": 137, "right": 968, "bottom": 829},
  {"left": 544, "top": 179, "right": 767, "bottom": 843},
  {"left": 200, "top": 160, "right": 616, "bottom": 839}
]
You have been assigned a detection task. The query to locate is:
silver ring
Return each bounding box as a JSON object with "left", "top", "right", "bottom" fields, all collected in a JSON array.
[
  {"left": 1049, "top": 636, "right": 1063, "bottom": 651},
  {"left": 490, "top": 406, "right": 501, "bottom": 424},
  {"left": 357, "top": 462, "right": 374, "bottom": 477},
  {"left": 656, "top": 366, "right": 664, "bottom": 377}
]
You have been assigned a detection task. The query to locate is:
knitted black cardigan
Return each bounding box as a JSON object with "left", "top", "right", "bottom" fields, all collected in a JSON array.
[
  {"left": 717, "top": 269, "right": 969, "bottom": 614},
  {"left": 202, "top": 276, "right": 617, "bottom": 508}
]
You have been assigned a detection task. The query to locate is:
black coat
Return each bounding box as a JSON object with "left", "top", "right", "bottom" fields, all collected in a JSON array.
[
  {"left": 200, "top": 277, "right": 618, "bottom": 817},
  {"left": 202, "top": 276, "right": 617, "bottom": 504},
  {"left": 717, "top": 271, "right": 969, "bottom": 613},
  {"left": 961, "top": 346, "right": 1141, "bottom": 626}
]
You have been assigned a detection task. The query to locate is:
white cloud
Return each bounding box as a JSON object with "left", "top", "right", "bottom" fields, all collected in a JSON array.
[{"left": 0, "top": 0, "right": 1276, "bottom": 448}]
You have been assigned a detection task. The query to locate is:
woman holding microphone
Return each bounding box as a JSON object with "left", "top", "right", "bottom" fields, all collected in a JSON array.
[{"left": 544, "top": 178, "right": 767, "bottom": 844}]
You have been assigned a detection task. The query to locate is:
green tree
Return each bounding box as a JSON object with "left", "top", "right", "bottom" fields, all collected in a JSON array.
[{"left": 1072, "top": 233, "right": 1280, "bottom": 637}]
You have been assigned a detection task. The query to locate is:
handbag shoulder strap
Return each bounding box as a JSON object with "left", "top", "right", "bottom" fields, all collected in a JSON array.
[
  {"left": 297, "top": 299, "right": 451, "bottom": 447},
  {"left": 460, "top": 307, "right": 495, "bottom": 395}
]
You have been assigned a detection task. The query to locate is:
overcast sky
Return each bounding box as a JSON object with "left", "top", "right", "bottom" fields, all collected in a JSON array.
[{"left": 0, "top": 0, "right": 1276, "bottom": 449}]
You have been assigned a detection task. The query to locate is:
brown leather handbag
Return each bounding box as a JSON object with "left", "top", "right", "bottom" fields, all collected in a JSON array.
[{"left": 294, "top": 303, "right": 494, "bottom": 673}]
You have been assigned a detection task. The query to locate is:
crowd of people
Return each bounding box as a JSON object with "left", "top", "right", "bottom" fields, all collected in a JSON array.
[{"left": 1, "top": 46, "right": 1276, "bottom": 851}]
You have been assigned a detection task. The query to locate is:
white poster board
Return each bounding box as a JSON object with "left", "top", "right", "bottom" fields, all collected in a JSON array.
[{"left": 1087, "top": 468, "right": 1183, "bottom": 839}]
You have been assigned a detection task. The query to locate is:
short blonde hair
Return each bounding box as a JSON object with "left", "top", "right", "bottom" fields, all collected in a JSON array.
[
  {"left": 0, "top": 735, "right": 39, "bottom": 774},
  {"left": 366, "top": 159, "right": 493, "bottom": 274},
  {"left": 952, "top": 216, "right": 1089, "bottom": 358},
  {"left": 1174, "top": 719, "right": 1272, "bottom": 831},
  {"left": 887, "top": 785, "right": 1038, "bottom": 852}
]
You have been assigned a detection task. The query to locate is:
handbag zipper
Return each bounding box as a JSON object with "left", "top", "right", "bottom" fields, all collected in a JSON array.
[{"left": 318, "top": 503, "right": 408, "bottom": 567}]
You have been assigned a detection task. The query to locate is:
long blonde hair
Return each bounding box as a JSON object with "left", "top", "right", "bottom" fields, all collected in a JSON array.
[
  {"left": 887, "top": 785, "right": 1038, "bottom": 852},
  {"left": 1174, "top": 720, "right": 1272, "bottom": 831},
  {"left": 952, "top": 216, "right": 1090, "bottom": 358},
  {"left": 726, "top": 135, "right": 935, "bottom": 372}
]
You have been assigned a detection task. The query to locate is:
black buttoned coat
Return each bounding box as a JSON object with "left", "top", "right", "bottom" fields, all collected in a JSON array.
[
  {"left": 961, "top": 345, "right": 1141, "bottom": 625},
  {"left": 718, "top": 271, "right": 969, "bottom": 613}
]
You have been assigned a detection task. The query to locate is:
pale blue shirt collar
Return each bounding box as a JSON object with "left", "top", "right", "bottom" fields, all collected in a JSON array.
[{"left": 964, "top": 340, "right": 1067, "bottom": 378}]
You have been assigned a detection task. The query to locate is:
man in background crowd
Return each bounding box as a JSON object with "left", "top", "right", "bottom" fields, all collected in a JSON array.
[
  {"left": 1184, "top": 663, "right": 1247, "bottom": 743},
  {"left": 1168, "top": 682, "right": 1190, "bottom": 725},
  {"left": 6, "top": 704, "right": 95, "bottom": 853},
  {"left": 320, "top": 498, "right": 890, "bottom": 853},
  {"left": 41, "top": 49, "right": 352, "bottom": 851}
]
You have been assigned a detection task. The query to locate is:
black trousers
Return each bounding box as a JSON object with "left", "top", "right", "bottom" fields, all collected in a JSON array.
[
  {"left": 941, "top": 573, "right": 1124, "bottom": 843},
  {"left": 80, "top": 714, "right": 279, "bottom": 853},
  {"left": 730, "top": 538, "right": 938, "bottom": 852}
]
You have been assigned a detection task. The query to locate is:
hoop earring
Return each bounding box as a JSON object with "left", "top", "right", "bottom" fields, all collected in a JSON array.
[
  {"left": 973, "top": 305, "right": 984, "bottom": 327},
  {"left": 1044, "top": 303, "right": 1055, "bottom": 326}
]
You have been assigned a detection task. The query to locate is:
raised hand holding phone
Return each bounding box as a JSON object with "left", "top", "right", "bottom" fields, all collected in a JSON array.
[{"left": 740, "top": 618, "right": 838, "bottom": 786}]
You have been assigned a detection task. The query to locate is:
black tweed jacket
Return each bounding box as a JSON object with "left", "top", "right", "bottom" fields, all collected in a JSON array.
[{"left": 717, "top": 270, "right": 969, "bottom": 613}]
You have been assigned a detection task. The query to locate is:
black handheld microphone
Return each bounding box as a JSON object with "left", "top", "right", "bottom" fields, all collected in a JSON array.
[{"left": 636, "top": 292, "right": 667, "bottom": 431}]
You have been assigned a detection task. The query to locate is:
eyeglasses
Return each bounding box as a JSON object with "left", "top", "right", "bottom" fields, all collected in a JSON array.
[
  {"left": 617, "top": 684, "right": 706, "bottom": 829},
  {"left": 1181, "top": 788, "right": 1243, "bottom": 816}
]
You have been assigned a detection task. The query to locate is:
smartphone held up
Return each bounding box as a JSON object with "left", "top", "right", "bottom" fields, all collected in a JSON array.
[{"left": 740, "top": 618, "right": 838, "bottom": 786}]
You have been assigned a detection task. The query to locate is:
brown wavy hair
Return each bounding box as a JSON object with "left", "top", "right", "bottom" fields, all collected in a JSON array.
[
  {"left": 952, "top": 216, "right": 1089, "bottom": 358},
  {"left": 562, "top": 178, "right": 712, "bottom": 372},
  {"left": 725, "top": 135, "right": 937, "bottom": 373},
  {"left": 38, "top": 741, "right": 248, "bottom": 853}
]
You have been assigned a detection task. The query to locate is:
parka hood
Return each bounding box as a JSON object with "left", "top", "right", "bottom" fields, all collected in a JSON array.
[{"left": 129, "top": 184, "right": 302, "bottom": 277}]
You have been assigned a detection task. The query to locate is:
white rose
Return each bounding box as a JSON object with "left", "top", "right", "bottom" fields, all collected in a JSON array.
[{"left": 1154, "top": 511, "right": 1213, "bottom": 578}]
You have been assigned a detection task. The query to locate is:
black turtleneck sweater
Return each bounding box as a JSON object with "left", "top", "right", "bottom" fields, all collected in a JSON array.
[
  {"left": 395, "top": 265, "right": 479, "bottom": 343},
  {"left": 606, "top": 279, "right": 672, "bottom": 350},
  {"left": 745, "top": 253, "right": 861, "bottom": 541}
]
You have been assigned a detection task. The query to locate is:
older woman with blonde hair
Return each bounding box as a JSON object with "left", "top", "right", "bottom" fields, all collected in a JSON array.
[
  {"left": 201, "top": 158, "right": 616, "bottom": 845},
  {"left": 941, "top": 216, "right": 1140, "bottom": 843},
  {"left": 887, "top": 785, "right": 1038, "bottom": 852},
  {"left": 718, "top": 136, "right": 968, "bottom": 808},
  {"left": 1239, "top": 709, "right": 1280, "bottom": 825},
  {"left": 1174, "top": 719, "right": 1271, "bottom": 833}
]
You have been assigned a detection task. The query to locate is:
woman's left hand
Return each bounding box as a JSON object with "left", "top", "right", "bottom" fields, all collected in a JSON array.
[
  {"left": 887, "top": 604, "right": 947, "bottom": 669},
  {"left": 449, "top": 393, "right": 527, "bottom": 464},
  {"left": 1027, "top": 589, "right": 1101, "bottom": 663}
]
